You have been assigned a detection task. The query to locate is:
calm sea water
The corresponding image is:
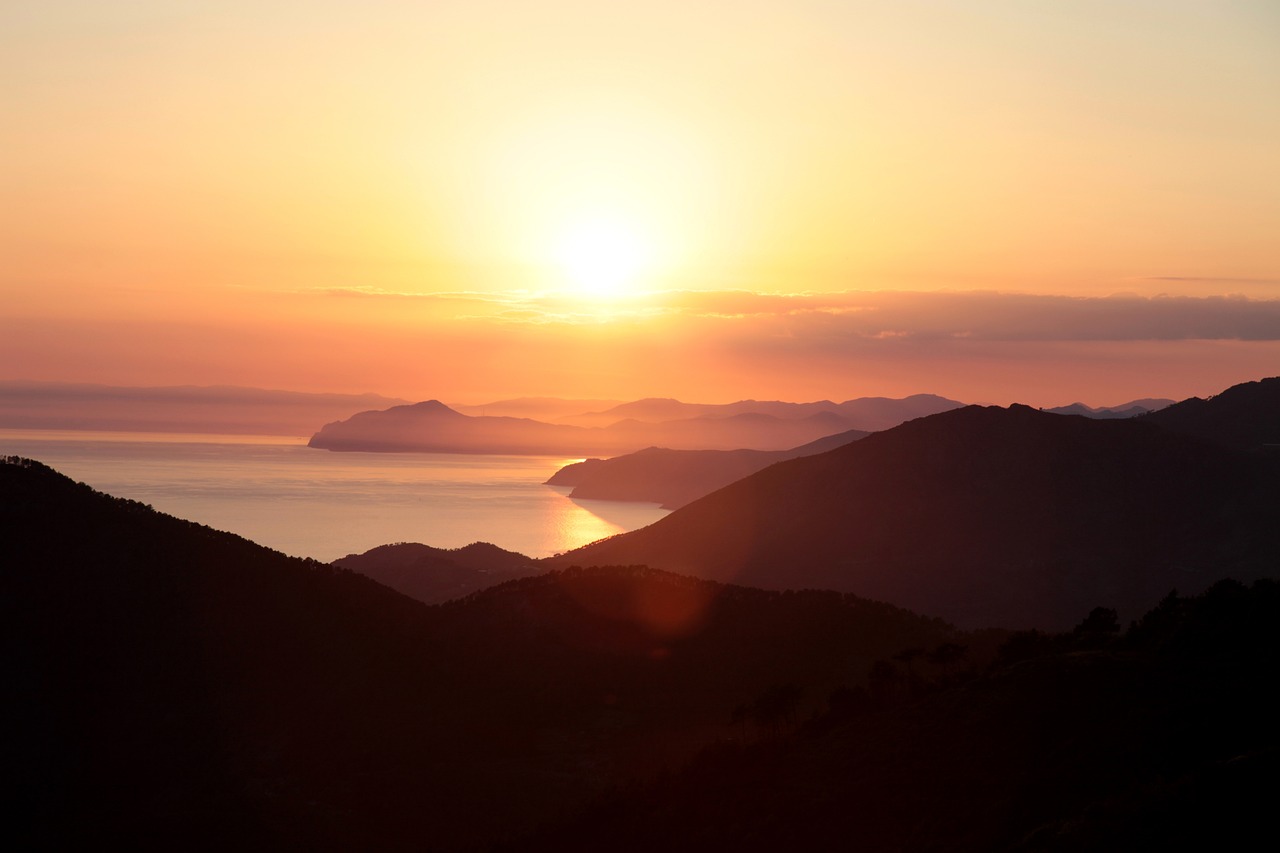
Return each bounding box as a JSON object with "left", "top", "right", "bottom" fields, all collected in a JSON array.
[{"left": 0, "top": 429, "right": 668, "bottom": 562}]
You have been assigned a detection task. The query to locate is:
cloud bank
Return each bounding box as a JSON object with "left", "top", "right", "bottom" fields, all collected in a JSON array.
[{"left": 4, "top": 289, "right": 1278, "bottom": 407}]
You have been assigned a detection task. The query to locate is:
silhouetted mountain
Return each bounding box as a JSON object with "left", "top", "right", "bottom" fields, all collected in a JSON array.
[
  {"left": 1141, "top": 376, "right": 1280, "bottom": 451},
  {"left": 1122, "top": 397, "right": 1179, "bottom": 410},
  {"left": 334, "top": 541, "right": 541, "bottom": 604},
  {"left": 308, "top": 400, "right": 860, "bottom": 454},
  {"left": 3, "top": 456, "right": 965, "bottom": 850},
  {"left": 511, "top": 579, "right": 1280, "bottom": 852},
  {"left": 559, "top": 393, "right": 964, "bottom": 430},
  {"left": 561, "top": 396, "right": 703, "bottom": 425},
  {"left": 549, "top": 401, "right": 1280, "bottom": 629},
  {"left": 3, "top": 456, "right": 440, "bottom": 850},
  {"left": 310, "top": 399, "right": 592, "bottom": 453},
  {"left": 546, "top": 428, "right": 869, "bottom": 508},
  {"left": 1045, "top": 398, "right": 1173, "bottom": 419}
]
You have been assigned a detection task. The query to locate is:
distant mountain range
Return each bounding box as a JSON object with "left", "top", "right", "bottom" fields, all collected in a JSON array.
[
  {"left": 553, "top": 394, "right": 965, "bottom": 431},
  {"left": 449, "top": 396, "right": 625, "bottom": 421},
  {"left": 307, "top": 394, "right": 962, "bottom": 455},
  {"left": 546, "top": 428, "right": 869, "bottom": 508},
  {"left": 1, "top": 379, "right": 1185, "bottom": 447},
  {"left": 548, "top": 378, "right": 1280, "bottom": 629},
  {"left": 1043, "top": 398, "right": 1174, "bottom": 419}
]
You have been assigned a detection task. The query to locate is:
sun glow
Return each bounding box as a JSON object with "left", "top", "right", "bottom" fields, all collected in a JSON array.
[{"left": 556, "top": 218, "right": 651, "bottom": 298}]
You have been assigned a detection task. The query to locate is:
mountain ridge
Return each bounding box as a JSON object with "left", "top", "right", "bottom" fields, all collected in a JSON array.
[
  {"left": 548, "top": 386, "right": 1280, "bottom": 629},
  {"left": 1140, "top": 375, "right": 1280, "bottom": 451}
]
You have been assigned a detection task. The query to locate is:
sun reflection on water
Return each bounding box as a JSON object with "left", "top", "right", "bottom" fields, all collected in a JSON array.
[
  {"left": 541, "top": 487, "right": 667, "bottom": 556},
  {"left": 547, "top": 498, "right": 624, "bottom": 556}
]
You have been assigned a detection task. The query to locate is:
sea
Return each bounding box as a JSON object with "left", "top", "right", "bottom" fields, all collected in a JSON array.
[{"left": 0, "top": 429, "right": 669, "bottom": 562}]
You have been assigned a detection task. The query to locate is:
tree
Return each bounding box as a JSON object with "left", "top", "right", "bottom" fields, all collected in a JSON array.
[
  {"left": 893, "top": 647, "right": 926, "bottom": 692},
  {"left": 745, "top": 684, "right": 804, "bottom": 737},
  {"left": 927, "top": 642, "right": 967, "bottom": 682},
  {"left": 868, "top": 660, "right": 902, "bottom": 703}
]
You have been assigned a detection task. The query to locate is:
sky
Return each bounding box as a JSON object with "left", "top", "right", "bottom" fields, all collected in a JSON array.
[{"left": 3, "top": 1, "right": 1278, "bottom": 407}]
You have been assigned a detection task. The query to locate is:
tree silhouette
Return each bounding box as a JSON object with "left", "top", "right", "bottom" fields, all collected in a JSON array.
[
  {"left": 926, "top": 642, "right": 967, "bottom": 682},
  {"left": 744, "top": 684, "right": 804, "bottom": 737},
  {"left": 1072, "top": 606, "right": 1121, "bottom": 646},
  {"left": 893, "top": 647, "right": 926, "bottom": 693},
  {"left": 868, "top": 660, "right": 901, "bottom": 703}
]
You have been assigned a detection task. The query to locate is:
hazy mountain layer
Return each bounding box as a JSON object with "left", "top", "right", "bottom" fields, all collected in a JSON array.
[
  {"left": 308, "top": 394, "right": 963, "bottom": 456},
  {"left": 1044, "top": 398, "right": 1173, "bottom": 418},
  {"left": 547, "top": 428, "right": 869, "bottom": 508},
  {"left": 556, "top": 393, "right": 964, "bottom": 430},
  {"left": 450, "top": 396, "right": 625, "bottom": 421},
  {"left": 308, "top": 400, "right": 862, "bottom": 455}
]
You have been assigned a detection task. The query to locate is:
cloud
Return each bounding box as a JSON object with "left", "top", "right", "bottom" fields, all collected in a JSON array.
[
  {"left": 307, "top": 287, "right": 522, "bottom": 305},
  {"left": 6, "top": 286, "right": 1278, "bottom": 409},
  {"left": 1143, "top": 277, "right": 1280, "bottom": 285},
  {"left": 288, "top": 287, "right": 1280, "bottom": 342},
  {"left": 633, "top": 290, "right": 1280, "bottom": 343}
]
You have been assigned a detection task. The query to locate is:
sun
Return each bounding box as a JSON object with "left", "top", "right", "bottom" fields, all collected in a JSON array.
[{"left": 555, "top": 218, "right": 651, "bottom": 298}]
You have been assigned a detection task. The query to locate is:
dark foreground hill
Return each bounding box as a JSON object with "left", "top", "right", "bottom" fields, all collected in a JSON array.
[
  {"left": 546, "top": 428, "right": 869, "bottom": 509},
  {"left": 511, "top": 579, "right": 1280, "bottom": 852},
  {"left": 2, "top": 457, "right": 964, "bottom": 850},
  {"left": 550, "top": 400, "right": 1280, "bottom": 629}
]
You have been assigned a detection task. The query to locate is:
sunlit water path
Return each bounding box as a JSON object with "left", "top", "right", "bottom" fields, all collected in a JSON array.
[{"left": 0, "top": 430, "right": 668, "bottom": 562}]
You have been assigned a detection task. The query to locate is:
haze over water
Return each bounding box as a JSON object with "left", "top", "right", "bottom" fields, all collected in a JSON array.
[{"left": 0, "top": 430, "right": 668, "bottom": 562}]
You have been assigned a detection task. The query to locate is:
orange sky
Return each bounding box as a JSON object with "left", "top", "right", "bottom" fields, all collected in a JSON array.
[{"left": 3, "top": 2, "right": 1278, "bottom": 407}]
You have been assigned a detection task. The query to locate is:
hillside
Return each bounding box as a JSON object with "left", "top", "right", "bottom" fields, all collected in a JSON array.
[
  {"left": 549, "top": 400, "right": 1280, "bottom": 629},
  {"left": 512, "top": 579, "right": 1280, "bottom": 852},
  {"left": 2, "top": 457, "right": 440, "bottom": 850},
  {"left": 2, "top": 457, "right": 964, "bottom": 850},
  {"left": 1141, "top": 376, "right": 1280, "bottom": 451},
  {"left": 546, "top": 428, "right": 869, "bottom": 508}
]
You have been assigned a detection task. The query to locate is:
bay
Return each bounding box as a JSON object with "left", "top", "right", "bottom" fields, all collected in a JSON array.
[{"left": 0, "top": 429, "right": 668, "bottom": 562}]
